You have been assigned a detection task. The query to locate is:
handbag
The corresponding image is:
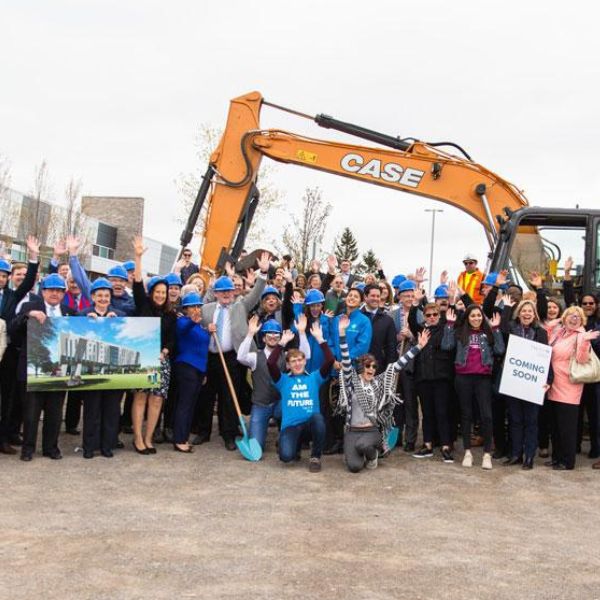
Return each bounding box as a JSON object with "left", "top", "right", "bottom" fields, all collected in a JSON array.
[{"left": 569, "top": 335, "right": 600, "bottom": 384}]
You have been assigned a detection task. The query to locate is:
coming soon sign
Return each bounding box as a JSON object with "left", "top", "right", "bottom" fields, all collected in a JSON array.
[{"left": 499, "top": 334, "right": 552, "bottom": 405}]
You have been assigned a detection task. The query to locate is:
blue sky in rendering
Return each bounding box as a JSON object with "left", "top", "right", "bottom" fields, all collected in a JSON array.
[{"left": 42, "top": 317, "right": 161, "bottom": 366}]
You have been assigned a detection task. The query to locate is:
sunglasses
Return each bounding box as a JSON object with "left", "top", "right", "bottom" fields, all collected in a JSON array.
[
  {"left": 463, "top": 261, "right": 476, "bottom": 265},
  {"left": 183, "top": 253, "right": 192, "bottom": 257},
  {"left": 364, "top": 363, "right": 377, "bottom": 370},
  {"left": 582, "top": 301, "right": 596, "bottom": 306},
  {"left": 424, "top": 313, "right": 439, "bottom": 318}
]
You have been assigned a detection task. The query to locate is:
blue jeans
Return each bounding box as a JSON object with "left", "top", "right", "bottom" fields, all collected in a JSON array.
[
  {"left": 279, "top": 413, "right": 326, "bottom": 462},
  {"left": 508, "top": 396, "right": 540, "bottom": 460},
  {"left": 249, "top": 401, "right": 281, "bottom": 450}
]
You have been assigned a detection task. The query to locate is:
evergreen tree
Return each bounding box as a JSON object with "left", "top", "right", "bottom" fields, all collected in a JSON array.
[
  {"left": 357, "top": 248, "right": 379, "bottom": 275},
  {"left": 334, "top": 227, "right": 360, "bottom": 264}
]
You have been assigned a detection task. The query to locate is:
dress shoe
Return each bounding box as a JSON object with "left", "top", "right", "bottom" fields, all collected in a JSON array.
[
  {"left": 323, "top": 440, "right": 343, "bottom": 455},
  {"left": 100, "top": 448, "right": 114, "bottom": 458},
  {"left": 592, "top": 460, "right": 600, "bottom": 470},
  {"left": 83, "top": 450, "right": 94, "bottom": 459},
  {"left": 173, "top": 443, "right": 194, "bottom": 453},
  {"left": 0, "top": 443, "right": 17, "bottom": 455},
  {"left": 191, "top": 434, "right": 210, "bottom": 445},
  {"left": 492, "top": 450, "right": 506, "bottom": 460},
  {"left": 43, "top": 450, "right": 63, "bottom": 460},
  {"left": 552, "top": 463, "right": 568, "bottom": 471},
  {"left": 145, "top": 446, "right": 157, "bottom": 455},
  {"left": 8, "top": 434, "right": 23, "bottom": 446},
  {"left": 65, "top": 428, "right": 80, "bottom": 436},
  {"left": 132, "top": 442, "right": 150, "bottom": 455},
  {"left": 503, "top": 456, "right": 522, "bottom": 466},
  {"left": 224, "top": 439, "right": 237, "bottom": 451},
  {"left": 544, "top": 460, "right": 558, "bottom": 467},
  {"left": 20, "top": 452, "right": 33, "bottom": 462},
  {"left": 522, "top": 457, "right": 534, "bottom": 470}
]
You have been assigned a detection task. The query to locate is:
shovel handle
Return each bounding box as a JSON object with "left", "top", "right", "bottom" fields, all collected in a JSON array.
[{"left": 212, "top": 332, "right": 243, "bottom": 419}]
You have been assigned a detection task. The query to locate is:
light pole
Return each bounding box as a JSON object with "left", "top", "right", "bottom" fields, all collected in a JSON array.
[{"left": 424, "top": 208, "right": 444, "bottom": 297}]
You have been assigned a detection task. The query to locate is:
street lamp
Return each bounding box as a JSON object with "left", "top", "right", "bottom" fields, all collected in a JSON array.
[{"left": 424, "top": 208, "right": 444, "bottom": 297}]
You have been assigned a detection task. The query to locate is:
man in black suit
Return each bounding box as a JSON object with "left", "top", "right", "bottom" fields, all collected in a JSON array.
[
  {"left": 0, "top": 236, "right": 40, "bottom": 454},
  {"left": 9, "top": 273, "right": 76, "bottom": 461},
  {"left": 339, "top": 259, "right": 359, "bottom": 290}
]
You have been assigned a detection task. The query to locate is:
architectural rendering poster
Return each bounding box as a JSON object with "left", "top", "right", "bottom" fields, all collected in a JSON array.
[{"left": 27, "top": 317, "right": 161, "bottom": 392}]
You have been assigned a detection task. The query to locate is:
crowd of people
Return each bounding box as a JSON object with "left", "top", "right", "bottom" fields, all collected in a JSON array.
[{"left": 1, "top": 236, "right": 600, "bottom": 474}]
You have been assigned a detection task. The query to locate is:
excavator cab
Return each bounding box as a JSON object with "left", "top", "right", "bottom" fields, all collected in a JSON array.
[{"left": 489, "top": 207, "right": 600, "bottom": 299}]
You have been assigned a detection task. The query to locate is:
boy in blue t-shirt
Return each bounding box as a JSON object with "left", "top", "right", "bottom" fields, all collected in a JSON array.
[{"left": 267, "top": 321, "right": 334, "bottom": 472}]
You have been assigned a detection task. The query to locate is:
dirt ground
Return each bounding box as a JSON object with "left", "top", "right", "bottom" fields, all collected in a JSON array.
[{"left": 1, "top": 428, "right": 599, "bottom": 600}]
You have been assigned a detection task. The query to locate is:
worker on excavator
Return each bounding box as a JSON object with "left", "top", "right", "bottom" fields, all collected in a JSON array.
[{"left": 457, "top": 253, "right": 484, "bottom": 306}]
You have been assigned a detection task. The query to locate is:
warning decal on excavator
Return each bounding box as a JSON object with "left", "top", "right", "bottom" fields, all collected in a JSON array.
[
  {"left": 340, "top": 152, "right": 425, "bottom": 188},
  {"left": 296, "top": 149, "right": 318, "bottom": 164}
]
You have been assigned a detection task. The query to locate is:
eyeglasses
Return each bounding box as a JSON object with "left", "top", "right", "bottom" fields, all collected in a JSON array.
[
  {"left": 424, "top": 313, "right": 439, "bottom": 318},
  {"left": 364, "top": 363, "right": 377, "bottom": 370},
  {"left": 582, "top": 301, "right": 596, "bottom": 306},
  {"left": 183, "top": 253, "right": 191, "bottom": 257}
]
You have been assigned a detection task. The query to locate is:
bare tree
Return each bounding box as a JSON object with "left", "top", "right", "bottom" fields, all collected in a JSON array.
[
  {"left": 62, "top": 176, "right": 83, "bottom": 238},
  {"left": 0, "top": 154, "right": 13, "bottom": 240},
  {"left": 280, "top": 187, "right": 331, "bottom": 273},
  {"left": 28, "top": 159, "right": 54, "bottom": 243},
  {"left": 177, "top": 124, "right": 283, "bottom": 250}
]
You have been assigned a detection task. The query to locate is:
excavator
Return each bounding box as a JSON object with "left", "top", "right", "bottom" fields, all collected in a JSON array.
[{"left": 179, "top": 91, "right": 600, "bottom": 297}]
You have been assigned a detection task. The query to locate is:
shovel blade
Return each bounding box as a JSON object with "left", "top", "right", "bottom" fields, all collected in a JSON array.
[
  {"left": 386, "top": 426, "right": 399, "bottom": 450},
  {"left": 235, "top": 436, "right": 263, "bottom": 462}
]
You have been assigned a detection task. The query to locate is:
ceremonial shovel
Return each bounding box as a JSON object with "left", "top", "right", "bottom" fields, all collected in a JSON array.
[{"left": 212, "top": 333, "right": 262, "bottom": 462}]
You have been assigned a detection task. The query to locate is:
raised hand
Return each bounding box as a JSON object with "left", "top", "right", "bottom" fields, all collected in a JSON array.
[
  {"left": 440, "top": 270, "right": 449, "bottom": 284},
  {"left": 257, "top": 251, "right": 271, "bottom": 273},
  {"left": 247, "top": 314, "right": 261, "bottom": 336},
  {"left": 582, "top": 330, "right": 600, "bottom": 341},
  {"left": 447, "top": 279, "right": 458, "bottom": 301},
  {"left": 324, "top": 309, "right": 335, "bottom": 318},
  {"left": 326, "top": 254, "right": 338, "bottom": 274},
  {"left": 280, "top": 329, "right": 295, "bottom": 347},
  {"left": 26, "top": 235, "right": 40, "bottom": 259},
  {"left": 295, "top": 313, "right": 307, "bottom": 334},
  {"left": 415, "top": 267, "right": 427, "bottom": 284},
  {"left": 490, "top": 312, "right": 501, "bottom": 328},
  {"left": 310, "top": 320, "right": 324, "bottom": 343},
  {"left": 501, "top": 293, "right": 515, "bottom": 307},
  {"left": 338, "top": 314, "right": 350, "bottom": 335},
  {"left": 417, "top": 328, "right": 431, "bottom": 348},
  {"left": 529, "top": 271, "right": 543, "bottom": 289},
  {"left": 224, "top": 261, "right": 235, "bottom": 278},
  {"left": 282, "top": 268, "right": 293, "bottom": 283},
  {"left": 66, "top": 235, "right": 81, "bottom": 257},
  {"left": 496, "top": 270, "right": 509, "bottom": 287},
  {"left": 132, "top": 235, "right": 146, "bottom": 257},
  {"left": 446, "top": 307, "right": 456, "bottom": 323},
  {"left": 413, "top": 286, "right": 424, "bottom": 305}
]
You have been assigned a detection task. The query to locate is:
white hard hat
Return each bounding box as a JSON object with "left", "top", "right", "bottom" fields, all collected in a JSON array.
[{"left": 463, "top": 253, "right": 478, "bottom": 262}]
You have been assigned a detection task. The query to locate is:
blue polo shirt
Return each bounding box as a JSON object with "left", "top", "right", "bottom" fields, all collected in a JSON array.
[{"left": 275, "top": 370, "right": 326, "bottom": 430}]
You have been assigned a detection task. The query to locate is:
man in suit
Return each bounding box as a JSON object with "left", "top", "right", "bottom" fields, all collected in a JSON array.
[
  {"left": 0, "top": 236, "right": 40, "bottom": 454},
  {"left": 339, "top": 259, "right": 359, "bottom": 290},
  {"left": 9, "top": 274, "right": 77, "bottom": 461},
  {"left": 194, "top": 251, "right": 270, "bottom": 450}
]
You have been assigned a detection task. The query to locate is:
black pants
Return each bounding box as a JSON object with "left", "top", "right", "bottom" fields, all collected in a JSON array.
[
  {"left": 455, "top": 374, "right": 493, "bottom": 452},
  {"left": 550, "top": 400, "right": 579, "bottom": 469},
  {"left": 492, "top": 392, "right": 509, "bottom": 457},
  {"left": 0, "top": 345, "right": 20, "bottom": 443},
  {"left": 65, "top": 391, "right": 82, "bottom": 431},
  {"left": 538, "top": 396, "right": 552, "bottom": 450},
  {"left": 577, "top": 383, "right": 600, "bottom": 456},
  {"left": 196, "top": 351, "right": 241, "bottom": 441},
  {"left": 82, "top": 390, "right": 121, "bottom": 452},
  {"left": 508, "top": 397, "right": 540, "bottom": 460},
  {"left": 320, "top": 379, "right": 343, "bottom": 449},
  {"left": 120, "top": 391, "right": 134, "bottom": 429},
  {"left": 173, "top": 362, "right": 204, "bottom": 444},
  {"left": 22, "top": 388, "right": 65, "bottom": 455},
  {"left": 393, "top": 370, "right": 417, "bottom": 447},
  {"left": 417, "top": 379, "right": 451, "bottom": 446}
]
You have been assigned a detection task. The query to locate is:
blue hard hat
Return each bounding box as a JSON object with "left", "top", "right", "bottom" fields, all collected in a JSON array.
[
  {"left": 304, "top": 289, "right": 325, "bottom": 305},
  {"left": 354, "top": 282, "right": 366, "bottom": 291},
  {"left": 165, "top": 272, "right": 183, "bottom": 287},
  {"left": 261, "top": 285, "right": 281, "bottom": 300},
  {"left": 434, "top": 285, "right": 449, "bottom": 299},
  {"left": 107, "top": 265, "right": 128, "bottom": 281},
  {"left": 122, "top": 260, "right": 135, "bottom": 272},
  {"left": 147, "top": 276, "right": 167, "bottom": 294},
  {"left": 261, "top": 320, "right": 282, "bottom": 335},
  {"left": 483, "top": 272, "right": 498, "bottom": 286},
  {"left": 398, "top": 280, "right": 416, "bottom": 293},
  {"left": 0, "top": 259, "right": 11, "bottom": 274},
  {"left": 391, "top": 274, "right": 407, "bottom": 289},
  {"left": 90, "top": 278, "right": 113, "bottom": 293},
  {"left": 181, "top": 292, "right": 204, "bottom": 307},
  {"left": 214, "top": 276, "right": 235, "bottom": 292},
  {"left": 41, "top": 273, "right": 67, "bottom": 291}
]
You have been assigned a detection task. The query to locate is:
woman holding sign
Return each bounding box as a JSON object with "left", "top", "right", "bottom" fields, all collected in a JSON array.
[
  {"left": 442, "top": 306, "right": 504, "bottom": 470},
  {"left": 546, "top": 306, "right": 599, "bottom": 470},
  {"left": 500, "top": 296, "right": 551, "bottom": 469}
]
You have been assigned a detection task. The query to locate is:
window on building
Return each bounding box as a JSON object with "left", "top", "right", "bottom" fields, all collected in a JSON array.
[
  {"left": 93, "top": 244, "right": 115, "bottom": 260},
  {"left": 96, "top": 223, "right": 117, "bottom": 250}
]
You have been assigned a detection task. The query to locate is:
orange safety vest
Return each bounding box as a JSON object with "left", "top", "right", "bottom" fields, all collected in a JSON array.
[{"left": 458, "top": 269, "right": 484, "bottom": 305}]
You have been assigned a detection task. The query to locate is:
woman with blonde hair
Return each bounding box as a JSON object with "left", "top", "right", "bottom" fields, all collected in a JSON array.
[
  {"left": 546, "top": 306, "right": 599, "bottom": 470},
  {"left": 500, "top": 296, "right": 551, "bottom": 469}
]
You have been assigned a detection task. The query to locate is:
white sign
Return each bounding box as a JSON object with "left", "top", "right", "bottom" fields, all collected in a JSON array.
[{"left": 499, "top": 334, "right": 552, "bottom": 405}]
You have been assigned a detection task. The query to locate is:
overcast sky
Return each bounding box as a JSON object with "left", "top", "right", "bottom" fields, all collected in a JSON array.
[{"left": 2, "top": 0, "right": 599, "bottom": 282}]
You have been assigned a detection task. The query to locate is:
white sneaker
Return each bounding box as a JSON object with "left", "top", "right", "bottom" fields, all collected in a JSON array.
[
  {"left": 462, "top": 450, "right": 473, "bottom": 468},
  {"left": 365, "top": 451, "right": 378, "bottom": 470},
  {"left": 482, "top": 453, "right": 493, "bottom": 470}
]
